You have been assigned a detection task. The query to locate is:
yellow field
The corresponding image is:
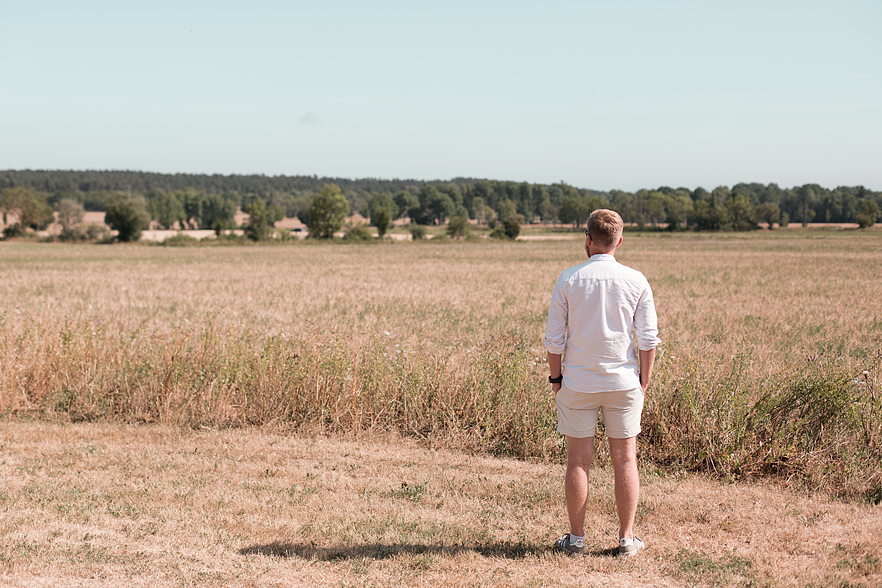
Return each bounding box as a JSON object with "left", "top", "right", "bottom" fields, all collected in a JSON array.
[
  {"left": 1, "top": 234, "right": 880, "bottom": 493},
  {"left": 1, "top": 232, "right": 881, "bottom": 585}
]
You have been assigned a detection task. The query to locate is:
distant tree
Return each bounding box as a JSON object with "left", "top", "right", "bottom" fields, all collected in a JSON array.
[
  {"left": 104, "top": 193, "right": 150, "bottom": 242},
  {"left": 502, "top": 217, "right": 521, "bottom": 239},
  {"left": 470, "top": 197, "right": 485, "bottom": 222},
  {"left": 725, "top": 193, "right": 757, "bottom": 231},
  {"left": 57, "top": 198, "right": 85, "bottom": 238},
  {"left": 795, "top": 185, "right": 818, "bottom": 227},
  {"left": 490, "top": 218, "right": 520, "bottom": 240},
  {"left": 414, "top": 186, "right": 455, "bottom": 225},
  {"left": 446, "top": 215, "right": 470, "bottom": 239},
  {"left": 558, "top": 196, "right": 589, "bottom": 230},
  {"left": 644, "top": 192, "right": 668, "bottom": 226},
  {"left": 178, "top": 189, "right": 206, "bottom": 229},
  {"left": 665, "top": 191, "right": 694, "bottom": 229},
  {"left": 201, "top": 193, "right": 237, "bottom": 231},
  {"left": 688, "top": 191, "right": 730, "bottom": 231},
  {"left": 243, "top": 199, "right": 268, "bottom": 241},
  {"left": 369, "top": 193, "right": 399, "bottom": 226},
  {"left": 410, "top": 225, "right": 427, "bottom": 240},
  {"left": 284, "top": 194, "right": 311, "bottom": 225},
  {"left": 497, "top": 198, "right": 518, "bottom": 223},
  {"left": 752, "top": 202, "right": 781, "bottom": 229},
  {"left": 147, "top": 191, "right": 186, "bottom": 229},
  {"left": 344, "top": 224, "right": 373, "bottom": 242},
  {"left": 374, "top": 206, "right": 392, "bottom": 238},
  {"left": 393, "top": 190, "right": 419, "bottom": 220},
  {"left": 517, "top": 182, "right": 534, "bottom": 220},
  {"left": 243, "top": 199, "right": 283, "bottom": 241},
  {"left": 0, "top": 187, "right": 54, "bottom": 230},
  {"left": 537, "top": 196, "right": 554, "bottom": 224},
  {"left": 609, "top": 190, "right": 636, "bottom": 224},
  {"left": 856, "top": 199, "right": 880, "bottom": 229},
  {"left": 307, "top": 183, "right": 350, "bottom": 238}
]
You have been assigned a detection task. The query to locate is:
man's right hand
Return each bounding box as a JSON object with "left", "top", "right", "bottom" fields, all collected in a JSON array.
[{"left": 638, "top": 348, "right": 656, "bottom": 394}]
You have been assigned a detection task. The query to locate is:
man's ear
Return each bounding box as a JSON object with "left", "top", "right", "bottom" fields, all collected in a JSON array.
[{"left": 615, "top": 235, "right": 623, "bottom": 248}]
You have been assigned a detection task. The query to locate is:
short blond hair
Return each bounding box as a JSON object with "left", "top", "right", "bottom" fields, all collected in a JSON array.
[{"left": 587, "top": 209, "right": 623, "bottom": 249}]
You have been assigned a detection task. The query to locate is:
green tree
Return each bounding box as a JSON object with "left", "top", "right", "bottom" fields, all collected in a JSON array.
[
  {"left": 446, "top": 215, "right": 470, "bottom": 239},
  {"left": 393, "top": 190, "right": 419, "bottom": 220},
  {"left": 288, "top": 194, "right": 312, "bottom": 225},
  {"left": 752, "top": 202, "right": 781, "bottom": 229},
  {"left": 344, "top": 224, "right": 373, "bottom": 241},
  {"left": 490, "top": 218, "right": 520, "bottom": 240},
  {"left": 0, "top": 187, "right": 54, "bottom": 230},
  {"left": 414, "top": 186, "right": 455, "bottom": 225},
  {"left": 497, "top": 198, "right": 518, "bottom": 222},
  {"left": 725, "top": 193, "right": 757, "bottom": 231},
  {"left": 308, "top": 183, "right": 350, "bottom": 238},
  {"left": 795, "top": 185, "right": 818, "bottom": 227},
  {"left": 688, "top": 191, "right": 730, "bottom": 231},
  {"left": 644, "top": 192, "right": 669, "bottom": 225},
  {"left": 856, "top": 199, "right": 880, "bottom": 229},
  {"left": 243, "top": 199, "right": 283, "bottom": 241},
  {"left": 201, "top": 193, "right": 237, "bottom": 231},
  {"left": 104, "top": 193, "right": 150, "bottom": 242},
  {"left": 374, "top": 206, "right": 392, "bottom": 238},
  {"left": 536, "top": 193, "right": 555, "bottom": 224},
  {"left": 57, "top": 198, "right": 85, "bottom": 239},
  {"left": 178, "top": 189, "right": 206, "bottom": 229},
  {"left": 147, "top": 191, "right": 186, "bottom": 229},
  {"left": 369, "top": 193, "right": 399, "bottom": 226},
  {"left": 470, "top": 197, "right": 490, "bottom": 224},
  {"left": 558, "top": 196, "right": 589, "bottom": 230},
  {"left": 665, "top": 192, "right": 693, "bottom": 229},
  {"left": 502, "top": 217, "right": 520, "bottom": 239}
]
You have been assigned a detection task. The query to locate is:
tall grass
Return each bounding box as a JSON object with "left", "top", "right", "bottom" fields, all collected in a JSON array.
[
  {"left": 2, "top": 311, "right": 558, "bottom": 459},
  {"left": 1, "top": 234, "right": 880, "bottom": 499}
]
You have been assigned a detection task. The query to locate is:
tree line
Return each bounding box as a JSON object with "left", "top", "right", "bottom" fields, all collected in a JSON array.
[{"left": 2, "top": 171, "right": 880, "bottom": 242}]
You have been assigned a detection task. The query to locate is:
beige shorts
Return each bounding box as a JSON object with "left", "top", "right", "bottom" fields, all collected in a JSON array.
[{"left": 555, "top": 384, "right": 644, "bottom": 439}]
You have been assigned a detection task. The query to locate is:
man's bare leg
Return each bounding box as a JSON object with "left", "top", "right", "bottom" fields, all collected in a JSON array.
[
  {"left": 564, "top": 435, "right": 594, "bottom": 537},
  {"left": 608, "top": 436, "right": 639, "bottom": 540}
]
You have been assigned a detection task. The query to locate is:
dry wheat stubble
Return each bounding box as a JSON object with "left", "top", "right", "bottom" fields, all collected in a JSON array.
[{"left": 1, "top": 421, "right": 880, "bottom": 587}]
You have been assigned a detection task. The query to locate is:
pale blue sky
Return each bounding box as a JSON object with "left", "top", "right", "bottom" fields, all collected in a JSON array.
[{"left": 2, "top": 0, "right": 880, "bottom": 191}]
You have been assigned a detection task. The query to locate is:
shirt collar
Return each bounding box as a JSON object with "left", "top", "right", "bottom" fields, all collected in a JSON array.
[{"left": 589, "top": 254, "right": 616, "bottom": 262}]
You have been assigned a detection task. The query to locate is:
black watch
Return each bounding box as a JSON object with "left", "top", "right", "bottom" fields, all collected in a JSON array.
[{"left": 548, "top": 375, "right": 563, "bottom": 384}]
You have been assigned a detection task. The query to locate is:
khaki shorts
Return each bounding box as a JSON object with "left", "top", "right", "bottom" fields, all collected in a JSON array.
[{"left": 555, "top": 384, "right": 644, "bottom": 439}]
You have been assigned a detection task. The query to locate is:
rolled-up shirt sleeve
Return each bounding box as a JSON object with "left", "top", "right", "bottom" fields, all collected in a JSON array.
[
  {"left": 544, "top": 275, "right": 568, "bottom": 354},
  {"left": 634, "top": 283, "right": 661, "bottom": 351}
]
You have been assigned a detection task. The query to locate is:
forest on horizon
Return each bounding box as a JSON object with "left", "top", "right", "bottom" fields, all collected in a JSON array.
[{"left": 1, "top": 169, "right": 881, "bottom": 234}]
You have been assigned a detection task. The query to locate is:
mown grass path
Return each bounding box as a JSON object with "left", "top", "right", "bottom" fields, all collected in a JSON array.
[{"left": 2, "top": 422, "right": 880, "bottom": 587}]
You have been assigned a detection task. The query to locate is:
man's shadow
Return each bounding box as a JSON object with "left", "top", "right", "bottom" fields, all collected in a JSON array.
[{"left": 238, "top": 541, "right": 618, "bottom": 560}]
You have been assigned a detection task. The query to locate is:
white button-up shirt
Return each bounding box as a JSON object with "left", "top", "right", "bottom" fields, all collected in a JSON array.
[{"left": 544, "top": 254, "right": 660, "bottom": 392}]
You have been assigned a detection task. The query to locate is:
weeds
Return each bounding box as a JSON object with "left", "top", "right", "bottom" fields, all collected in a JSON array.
[{"left": 673, "top": 549, "right": 758, "bottom": 587}]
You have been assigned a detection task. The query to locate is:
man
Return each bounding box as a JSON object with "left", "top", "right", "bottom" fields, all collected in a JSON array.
[{"left": 544, "top": 208, "right": 660, "bottom": 557}]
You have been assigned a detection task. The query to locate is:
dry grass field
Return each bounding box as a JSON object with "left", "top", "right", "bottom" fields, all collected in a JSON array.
[
  {"left": 1, "top": 231, "right": 881, "bottom": 585},
  {"left": 1, "top": 421, "right": 880, "bottom": 588}
]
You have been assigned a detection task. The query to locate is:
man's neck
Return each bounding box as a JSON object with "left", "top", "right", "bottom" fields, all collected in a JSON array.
[{"left": 588, "top": 249, "right": 616, "bottom": 258}]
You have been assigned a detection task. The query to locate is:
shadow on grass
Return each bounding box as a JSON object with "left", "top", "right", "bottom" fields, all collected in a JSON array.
[{"left": 239, "top": 541, "right": 621, "bottom": 560}]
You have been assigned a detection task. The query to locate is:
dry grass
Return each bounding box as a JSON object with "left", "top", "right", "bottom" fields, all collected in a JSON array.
[
  {"left": 1, "top": 421, "right": 880, "bottom": 588},
  {"left": 0, "top": 233, "right": 881, "bottom": 498}
]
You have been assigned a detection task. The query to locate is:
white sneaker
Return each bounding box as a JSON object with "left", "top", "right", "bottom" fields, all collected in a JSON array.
[{"left": 617, "top": 535, "right": 645, "bottom": 557}]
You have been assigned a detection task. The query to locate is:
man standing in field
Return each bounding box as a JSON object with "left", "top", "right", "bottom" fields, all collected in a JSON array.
[{"left": 545, "top": 208, "right": 660, "bottom": 557}]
